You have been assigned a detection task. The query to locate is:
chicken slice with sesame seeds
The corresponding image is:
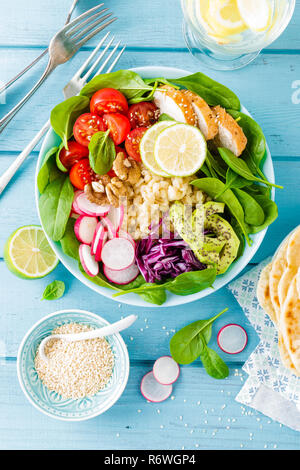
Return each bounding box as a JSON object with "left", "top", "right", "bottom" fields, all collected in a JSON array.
[
  {"left": 153, "top": 85, "right": 197, "bottom": 126},
  {"left": 182, "top": 90, "right": 218, "bottom": 141},
  {"left": 212, "top": 105, "right": 247, "bottom": 157}
]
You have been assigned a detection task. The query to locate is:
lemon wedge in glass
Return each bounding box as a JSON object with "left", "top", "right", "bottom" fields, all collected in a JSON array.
[
  {"left": 206, "top": 0, "right": 247, "bottom": 37},
  {"left": 237, "top": 0, "right": 272, "bottom": 33}
]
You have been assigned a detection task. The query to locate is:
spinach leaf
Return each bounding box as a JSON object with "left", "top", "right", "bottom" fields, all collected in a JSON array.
[
  {"left": 206, "top": 151, "right": 227, "bottom": 179},
  {"left": 199, "top": 344, "right": 229, "bottom": 379},
  {"left": 191, "top": 177, "right": 251, "bottom": 245},
  {"left": 233, "top": 188, "right": 265, "bottom": 226},
  {"left": 170, "top": 308, "right": 228, "bottom": 364},
  {"left": 37, "top": 146, "right": 61, "bottom": 193},
  {"left": 39, "top": 175, "right": 74, "bottom": 241},
  {"left": 246, "top": 194, "right": 278, "bottom": 234},
  {"left": 80, "top": 70, "right": 153, "bottom": 102},
  {"left": 215, "top": 168, "right": 249, "bottom": 198},
  {"left": 88, "top": 130, "right": 116, "bottom": 175},
  {"left": 171, "top": 72, "right": 240, "bottom": 110},
  {"left": 50, "top": 95, "right": 89, "bottom": 148},
  {"left": 60, "top": 218, "right": 80, "bottom": 261},
  {"left": 158, "top": 113, "right": 176, "bottom": 122},
  {"left": 42, "top": 280, "right": 65, "bottom": 300}
]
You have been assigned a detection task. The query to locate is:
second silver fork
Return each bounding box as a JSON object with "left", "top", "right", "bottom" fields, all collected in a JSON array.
[{"left": 0, "top": 34, "right": 125, "bottom": 195}]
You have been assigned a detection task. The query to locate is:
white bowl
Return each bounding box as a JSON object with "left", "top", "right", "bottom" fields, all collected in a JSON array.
[{"left": 35, "top": 66, "right": 275, "bottom": 307}]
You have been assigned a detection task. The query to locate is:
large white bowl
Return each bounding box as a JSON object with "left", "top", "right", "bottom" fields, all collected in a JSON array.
[{"left": 35, "top": 66, "right": 275, "bottom": 308}]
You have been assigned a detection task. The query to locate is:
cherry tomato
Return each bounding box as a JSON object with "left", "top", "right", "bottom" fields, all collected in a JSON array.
[
  {"left": 58, "top": 140, "right": 89, "bottom": 170},
  {"left": 73, "top": 113, "right": 106, "bottom": 147},
  {"left": 103, "top": 113, "right": 131, "bottom": 145},
  {"left": 125, "top": 127, "right": 148, "bottom": 162},
  {"left": 90, "top": 88, "right": 128, "bottom": 115},
  {"left": 69, "top": 158, "right": 97, "bottom": 190},
  {"left": 127, "top": 101, "right": 159, "bottom": 129}
]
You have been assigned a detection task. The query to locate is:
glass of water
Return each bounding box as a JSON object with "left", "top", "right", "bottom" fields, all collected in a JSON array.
[{"left": 181, "top": 0, "right": 296, "bottom": 70}]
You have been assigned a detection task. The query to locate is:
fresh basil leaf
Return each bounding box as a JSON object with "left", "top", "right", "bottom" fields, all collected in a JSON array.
[
  {"left": 88, "top": 130, "right": 116, "bottom": 175},
  {"left": 37, "top": 146, "right": 61, "bottom": 193},
  {"left": 199, "top": 344, "right": 229, "bottom": 379},
  {"left": 42, "top": 280, "right": 65, "bottom": 301},
  {"left": 171, "top": 72, "right": 240, "bottom": 110},
  {"left": 50, "top": 95, "right": 89, "bottom": 148},
  {"left": 60, "top": 218, "right": 80, "bottom": 261},
  {"left": 233, "top": 188, "right": 265, "bottom": 226},
  {"left": 39, "top": 175, "right": 74, "bottom": 241}
]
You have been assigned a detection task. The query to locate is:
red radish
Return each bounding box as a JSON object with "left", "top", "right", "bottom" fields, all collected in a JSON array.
[
  {"left": 95, "top": 231, "right": 108, "bottom": 262},
  {"left": 217, "top": 324, "right": 248, "bottom": 355},
  {"left": 91, "top": 222, "right": 106, "bottom": 255},
  {"left": 118, "top": 230, "right": 136, "bottom": 249},
  {"left": 74, "top": 215, "right": 98, "bottom": 245},
  {"left": 72, "top": 190, "right": 85, "bottom": 215},
  {"left": 76, "top": 192, "right": 110, "bottom": 217},
  {"left": 153, "top": 356, "right": 180, "bottom": 385},
  {"left": 105, "top": 205, "right": 124, "bottom": 233},
  {"left": 101, "top": 216, "right": 117, "bottom": 239},
  {"left": 103, "top": 263, "right": 139, "bottom": 285},
  {"left": 79, "top": 244, "right": 99, "bottom": 277},
  {"left": 101, "top": 238, "right": 135, "bottom": 271},
  {"left": 140, "top": 371, "right": 172, "bottom": 403}
]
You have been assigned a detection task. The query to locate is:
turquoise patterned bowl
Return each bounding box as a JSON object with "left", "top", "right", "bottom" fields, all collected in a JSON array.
[{"left": 17, "top": 309, "right": 130, "bottom": 421}]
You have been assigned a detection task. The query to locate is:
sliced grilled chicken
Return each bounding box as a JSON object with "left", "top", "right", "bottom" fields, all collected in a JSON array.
[
  {"left": 212, "top": 105, "right": 247, "bottom": 157},
  {"left": 153, "top": 85, "right": 197, "bottom": 126},
  {"left": 183, "top": 90, "right": 218, "bottom": 140}
]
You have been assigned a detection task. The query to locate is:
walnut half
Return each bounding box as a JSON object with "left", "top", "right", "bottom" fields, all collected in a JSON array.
[
  {"left": 106, "top": 177, "right": 128, "bottom": 207},
  {"left": 84, "top": 182, "right": 109, "bottom": 205},
  {"left": 113, "top": 152, "right": 141, "bottom": 185}
]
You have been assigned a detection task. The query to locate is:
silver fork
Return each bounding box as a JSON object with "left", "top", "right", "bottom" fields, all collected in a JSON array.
[
  {"left": 0, "top": 34, "right": 125, "bottom": 195},
  {"left": 0, "top": 2, "right": 116, "bottom": 134}
]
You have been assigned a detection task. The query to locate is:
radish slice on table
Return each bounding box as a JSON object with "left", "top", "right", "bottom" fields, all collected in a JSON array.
[
  {"left": 153, "top": 356, "right": 180, "bottom": 385},
  {"left": 101, "top": 238, "right": 135, "bottom": 271},
  {"left": 106, "top": 205, "right": 124, "bottom": 233},
  {"left": 76, "top": 192, "right": 110, "bottom": 217},
  {"left": 91, "top": 222, "right": 106, "bottom": 255},
  {"left": 74, "top": 216, "right": 98, "bottom": 245},
  {"left": 104, "top": 263, "right": 139, "bottom": 285},
  {"left": 95, "top": 231, "right": 108, "bottom": 262},
  {"left": 140, "top": 371, "right": 172, "bottom": 403},
  {"left": 118, "top": 229, "right": 136, "bottom": 249},
  {"left": 101, "top": 216, "right": 117, "bottom": 239},
  {"left": 72, "top": 190, "right": 85, "bottom": 215},
  {"left": 79, "top": 244, "right": 99, "bottom": 277},
  {"left": 217, "top": 324, "right": 248, "bottom": 355}
]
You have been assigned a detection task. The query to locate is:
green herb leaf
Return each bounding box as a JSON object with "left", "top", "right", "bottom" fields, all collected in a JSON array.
[
  {"left": 246, "top": 194, "right": 278, "bottom": 234},
  {"left": 158, "top": 113, "right": 176, "bottom": 122},
  {"left": 233, "top": 188, "right": 265, "bottom": 226},
  {"left": 88, "top": 130, "right": 116, "bottom": 175},
  {"left": 42, "top": 280, "right": 65, "bottom": 301},
  {"left": 199, "top": 344, "right": 229, "bottom": 379},
  {"left": 60, "top": 218, "right": 80, "bottom": 261},
  {"left": 37, "top": 146, "right": 61, "bottom": 194}
]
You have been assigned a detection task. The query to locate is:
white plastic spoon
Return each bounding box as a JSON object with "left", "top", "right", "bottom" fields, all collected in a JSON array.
[{"left": 39, "top": 314, "right": 137, "bottom": 362}]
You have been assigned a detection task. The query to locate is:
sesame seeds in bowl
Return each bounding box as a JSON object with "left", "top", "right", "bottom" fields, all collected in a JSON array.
[{"left": 17, "top": 309, "right": 129, "bottom": 421}]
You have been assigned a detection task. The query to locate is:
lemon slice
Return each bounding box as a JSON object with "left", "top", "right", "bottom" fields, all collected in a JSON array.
[
  {"left": 154, "top": 123, "right": 207, "bottom": 177},
  {"left": 206, "top": 0, "right": 247, "bottom": 37},
  {"left": 4, "top": 225, "right": 58, "bottom": 279},
  {"left": 140, "top": 121, "right": 175, "bottom": 177},
  {"left": 237, "top": 0, "right": 272, "bottom": 33}
]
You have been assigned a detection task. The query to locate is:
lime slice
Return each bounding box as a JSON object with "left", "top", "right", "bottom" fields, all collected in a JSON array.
[
  {"left": 237, "top": 0, "right": 272, "bottom": 33},
  {"left": 154, "top": 123, "right": 207, "bottom": 177},
  {"left": 140, "top": 121, "right": 175, "bottom": 177},
  {"left": 206, "top": 0, "right": 247, "bottom": 37},
  {"left": 4, "top": 225, "right": 58, "bottom": 279}
]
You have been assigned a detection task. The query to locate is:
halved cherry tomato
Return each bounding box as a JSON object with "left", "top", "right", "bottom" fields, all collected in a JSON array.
[
  {"left": 103, "top": 113, "right": 131, "bottom": 145},
  {"left": 125, "top": 127, "right": 148, "bottom": 162},
  {"left": 58, "top": 140, "right": 89, "bottom": 170},
  {"left": 127, "top": 101, "right": 159, "bottom": 129},
  {"left": 90, "top": 88, "right": 128, "bottom": 115},
  {"left": 69, "top": 158, "right": 97, "bottom": 190},
  {"left": 73, "top": 113, "right": 106, "bottom": 147}
]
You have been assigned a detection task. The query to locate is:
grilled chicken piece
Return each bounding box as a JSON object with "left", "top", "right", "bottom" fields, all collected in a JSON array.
[
  {"left": 212, "top": 105, "right": 247, "bottom": 157},
  {"left": 153, "top": 85, "right": 197, "bottom": 126},
  {"left": 183, "top": 90, "right": 218, "bottom": 140}
]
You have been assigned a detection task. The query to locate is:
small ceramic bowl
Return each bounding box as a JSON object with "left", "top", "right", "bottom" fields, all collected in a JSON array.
[{"left": 17, "top": 309, "right": 130, "bottom": 421}]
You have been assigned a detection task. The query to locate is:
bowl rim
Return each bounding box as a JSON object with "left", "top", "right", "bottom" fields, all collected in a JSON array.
[
  {"left": 17, "top": 309, "right": 130, "bottom": 421},
  {"left": 35, "top": 65, "right": 275, "bottom": 308}
]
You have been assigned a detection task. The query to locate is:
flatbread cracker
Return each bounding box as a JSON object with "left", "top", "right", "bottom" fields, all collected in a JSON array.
[
  {"left": 257, "top": 263, "right": 277, "bottom": 325},
  {"left": 280, "top": 276, "right": 300, "bottom": 374},
  {"left": 278, "top": 227, "right": 300, "bottom": 308},
  {"left": 269, "top": 240, "right": 288, "bottom": 322}
]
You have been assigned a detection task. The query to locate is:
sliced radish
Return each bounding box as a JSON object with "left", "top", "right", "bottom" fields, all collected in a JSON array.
[
  {"left": 91, "top": 222, "right": 106, "bottom": 255},
  {"left": 217, "top": 324, "right": 248, "bottom": 355},
  {"left": 103, "top": 263, "right": 139, "bottom": 285},
  {"left": 105, "top": 205, "right": 124, "bottom": 233},
  {"left": 72, "top": 190, "right": 85, "bottom": 215},
  {"left": 101, "top": 238, "right": 135, "bottom": 271},
  {"left": 74, "top": 215, "right": 98, "bottom": 245},
  {"left": 76, "top": 192, "right": 110, "bottom": 217},
  {"left": 79, "top": 244, "right": 99, "bottom": 277},
  {"left": 153, "top": 356, "right": 180, "bottom": 385},
  {"left": 101, "top": 216, "right": 117, "bottom": 239},
  {"left": 95, "top": 231, "right": 108, "bottom": 262},
  {"left": 140, "top": 371, "right": 172, "bottom": 403},
  {"left": 118, "top": 229, "right": 136, "bottom": 249}
]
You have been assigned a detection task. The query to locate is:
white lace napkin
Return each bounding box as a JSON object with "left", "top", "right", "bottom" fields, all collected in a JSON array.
[{"left": 228, "top": 259, "right": 300, "bottom": 431}]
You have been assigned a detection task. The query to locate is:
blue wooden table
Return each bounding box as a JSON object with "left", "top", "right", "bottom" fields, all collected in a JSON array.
[{"left": 1, "top": 0, "right": 300, "bottom": 450}]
